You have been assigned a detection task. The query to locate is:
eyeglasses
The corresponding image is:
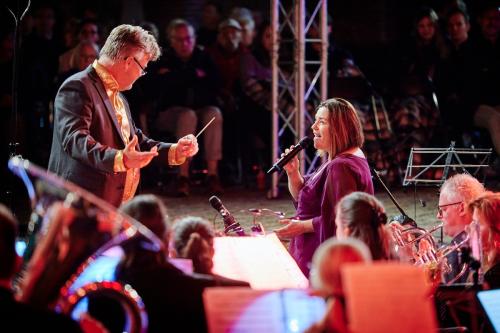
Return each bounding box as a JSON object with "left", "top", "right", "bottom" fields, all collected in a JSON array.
[
  {"left": 132, "top": 57, "right": 147, "bottom": 76},
  {"left": 437, "top": 201, "right": 462, "bottom": 215}
]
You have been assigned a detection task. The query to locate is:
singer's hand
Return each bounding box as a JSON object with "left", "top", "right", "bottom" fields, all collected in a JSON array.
[
  {"left": 274, "top": 218, "right": 313, "bottom": 239},
  {"left": 281, "top": 145, "right": 300, "bottom": 174}
]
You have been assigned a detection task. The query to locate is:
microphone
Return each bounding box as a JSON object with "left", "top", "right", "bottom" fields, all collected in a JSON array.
[
  {"left": 208, "top": 196, "right": 245, "bottom": 236},
  {"left": 267, "top": 137, "right": 313, "bottom": 174}
]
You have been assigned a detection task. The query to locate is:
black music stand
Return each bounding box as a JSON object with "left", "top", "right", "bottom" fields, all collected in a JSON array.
[
  {"left": 403, "top": 142, "right": 492, "bottom": 187},
  {"left": 403, "top": 142, "right": 492, "bottom": 243}
]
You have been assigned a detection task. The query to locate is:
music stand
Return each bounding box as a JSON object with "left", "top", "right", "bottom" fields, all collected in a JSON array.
[{"left": 403, "top": 141, "right": 492, "bottom": 187}]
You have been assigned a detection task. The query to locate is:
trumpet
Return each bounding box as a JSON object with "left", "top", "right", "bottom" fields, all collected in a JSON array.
[{"left": 388, "top": 220, "right": 483, "bottom": 285}]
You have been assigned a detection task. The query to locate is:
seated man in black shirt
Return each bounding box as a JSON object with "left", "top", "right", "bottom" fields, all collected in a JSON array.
[{"left": 153, "top": 19, "right": 224, "bottom": 196}]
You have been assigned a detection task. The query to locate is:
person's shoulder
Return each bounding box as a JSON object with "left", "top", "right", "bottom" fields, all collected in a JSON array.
[
  {"left": 329, "top": 154, "right": 369, "bottom": 173},
  {"left": 60, "top": 67, "right": 94, "bottom": 87}
]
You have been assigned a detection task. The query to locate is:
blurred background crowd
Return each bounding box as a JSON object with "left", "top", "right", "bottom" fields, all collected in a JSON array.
[{"left": 0, "top": 0, "right": 499, "bottom": 200}]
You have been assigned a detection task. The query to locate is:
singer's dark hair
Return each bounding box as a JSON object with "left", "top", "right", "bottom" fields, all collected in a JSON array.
[
  {"left": 336, "top": 192, "right": 390, "bottom": 260},
  {"left": 316, "top": 98, "right": 364, "bottom": 159}
]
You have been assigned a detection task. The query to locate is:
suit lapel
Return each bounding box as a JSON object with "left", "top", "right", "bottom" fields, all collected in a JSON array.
[{"left": 88, "top": 67, "right": 127, "bottom": 144}]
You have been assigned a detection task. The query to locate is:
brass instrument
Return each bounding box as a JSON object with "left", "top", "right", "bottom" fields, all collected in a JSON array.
[
  {"left": 388, "top": 219, "right": 482, "bottom": 285},
  {"left": 9, "top": 156, "right": 159, "bottom": 332}
]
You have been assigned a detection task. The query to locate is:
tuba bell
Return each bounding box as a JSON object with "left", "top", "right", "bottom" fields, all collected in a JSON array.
[{"left": 9, "top": 156, "right": 162, "bottom": 332}]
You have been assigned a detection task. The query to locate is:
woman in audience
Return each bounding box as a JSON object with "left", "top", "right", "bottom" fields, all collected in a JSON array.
[
  {"left": 335, "top": 192, "right": 392, "bottom": 260},
  {"left": 390, "top": 6, "right": 449, "bottom": 180},
  {"left": 274, "top": 98, "right": 374, "bottom": 276},
  {"left": 306, "top": 238, "right": 372, "bottom": 333},
  {"left": 468, "top": 192, "right": 500, "bottom": 289}
]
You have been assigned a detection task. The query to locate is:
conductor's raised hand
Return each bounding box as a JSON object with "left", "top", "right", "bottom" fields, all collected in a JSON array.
[
  {"left": 123, "top": 135, "right": 158, "bottom": 169},
  {"left": 176, "top": 134, "right": 199, "bottom": 160}
]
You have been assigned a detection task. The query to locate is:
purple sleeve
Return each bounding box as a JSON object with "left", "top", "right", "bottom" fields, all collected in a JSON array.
[{"left": 311, "top": 161, "right": 358, "bottom": 242}]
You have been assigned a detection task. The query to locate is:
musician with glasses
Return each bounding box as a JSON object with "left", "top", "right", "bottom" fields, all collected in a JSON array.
[
  {"left": 49, "top": 24, "right": 199, "bottom": 207},
  {"left": 437, "top": 173, "right": 485, "bottom": 283}
]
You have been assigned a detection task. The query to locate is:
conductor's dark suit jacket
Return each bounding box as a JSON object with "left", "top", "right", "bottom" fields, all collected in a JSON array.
[{"left": 48, "top": 66, "right": 172, "bottom": 207}]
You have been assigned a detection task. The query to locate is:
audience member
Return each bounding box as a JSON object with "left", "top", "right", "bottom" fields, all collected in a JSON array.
[
  {"left": 57, "top": 40, "right": 99, "bottom": 86},
  {"left": 208, "top": 18, "right": 245, "bottom": 113},
  {"left": 437, "top": 173, "right": 485, "bottom": 283},
  {"left": 208, "top": 17, "right": 247, "bottom": 183},
  {"left": 274, "top": 98, "right": 374, "bottom": 276},
  {"left": 21, "top": 4, "right": 62, "bottom": 166},
  {"left": 197, "top": 1, "right": 222, "bottom": 47},
  {"left": 0, "top": 204, "right": 82, "bottom": 332},
  {"left": 390, "top": 7, "right": 449, "bottom": 178},
  {"left": 117, "top": 195, "right": 248, "bottom": 333},
  {"left": 238, "top": 21, "right": 274, "bottom": 175},
  {"left": 468, "top": 192, "right": 500, "bottom": 289},
  {"left": 230, "top": 7, "right": 256, "bottom": 49},
  {"left": 435, "top": 7, "right": 476, "bottom": 144},
  {"left": 335, "top": 192, "right": 392, "bottom": 260},
  {"left": 58, "top": 19, "right": 100, "bottom": 74},
  {"left": 153, "top": 19, "right": 223, "bottom": 196},
  {"left": 469, "top": 3, "right": 500, "bottom": 156},
  {"left": 306, "top": 238, "right": 372, "bottom": 333}
]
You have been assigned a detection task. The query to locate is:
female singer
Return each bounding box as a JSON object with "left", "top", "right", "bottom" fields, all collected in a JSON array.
[{"left": 274, "top": 98, "right": 374, "bottom": 276}]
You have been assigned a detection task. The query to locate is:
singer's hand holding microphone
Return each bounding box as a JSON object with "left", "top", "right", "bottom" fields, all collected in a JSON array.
[
  {"left": 282, "top": 146, "right": 300, "bottom": 174},
  {"left": 267, "top": 137, "right": 312, "bottom": 174}
]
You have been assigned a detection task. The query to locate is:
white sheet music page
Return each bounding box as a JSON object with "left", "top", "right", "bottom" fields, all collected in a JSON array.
[
  {"left": 212, "top": 233, "right": 309, "bottom": 289},
  {"left": 203, "top": 288, "right": 326, "bottom": 333}
]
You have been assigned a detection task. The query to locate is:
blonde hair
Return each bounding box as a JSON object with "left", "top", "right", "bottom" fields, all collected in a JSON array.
[
  {"left": 100, "top": 24, "right": 161, "bottom": 61},
  {"left": 440, "top": 173, "right": 485, "bottom": 204},
  {"left": 316, "top": 98, "right": 364, "bottom": 159},
  {"left": 310, "top": 238, "right": 371, "bottom": 296},
  {"left": 468, "top": 192, "right": 500, "bottom": 268}
]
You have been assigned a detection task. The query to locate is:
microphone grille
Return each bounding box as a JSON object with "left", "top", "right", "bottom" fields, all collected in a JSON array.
[
  {"left": 299, "top": 136, "right": 313, "bottom": 148},
  {"left": 209, "top": 195, "right": 222, "bottom": 210}
]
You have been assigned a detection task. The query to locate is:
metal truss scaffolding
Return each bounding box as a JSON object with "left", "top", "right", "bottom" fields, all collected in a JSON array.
[{"left": 270, "top": 0, "right": 328, "bottom": 197}]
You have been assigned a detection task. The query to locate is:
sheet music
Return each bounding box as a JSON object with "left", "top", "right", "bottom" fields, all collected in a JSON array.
[
  {"left": 342, "top": 263, "right": 437, "bottom": 333},
  {"left": 203, "top": 288, "right": 326, "bottom": 333},
  {"left": 477, "top": 289, "right": 500, "bottom": 332},
  {"left": 212, "top": 233, "right": 309, "bottom": 289}
]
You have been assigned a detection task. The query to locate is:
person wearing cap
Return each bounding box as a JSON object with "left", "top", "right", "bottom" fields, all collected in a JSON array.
[
  {"left": 207, "top": 18, "right": 247, "bottom": 176},
  {"left": 230, "top": 7, "right": 256, "bottom": 48},
  {"left": 208, "top": 18, "right": 244, "bottom": 96}
]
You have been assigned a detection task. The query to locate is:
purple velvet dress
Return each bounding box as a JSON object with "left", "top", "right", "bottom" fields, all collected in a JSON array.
[{"left": 289, "top": 153, "right": 374, "bottom": 276}]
